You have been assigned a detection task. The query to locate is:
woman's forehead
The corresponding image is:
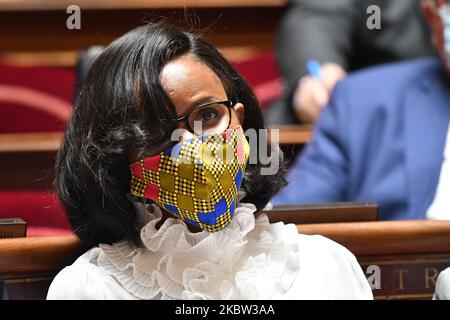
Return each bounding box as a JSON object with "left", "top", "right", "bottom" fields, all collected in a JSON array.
[{"left": 159, "top": 54, "right": 227, "bottom": 116}]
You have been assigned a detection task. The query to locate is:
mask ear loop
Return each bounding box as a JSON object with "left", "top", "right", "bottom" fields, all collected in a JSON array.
[{"left": 126, "top": 193, "right": 155, "bottom": 213}]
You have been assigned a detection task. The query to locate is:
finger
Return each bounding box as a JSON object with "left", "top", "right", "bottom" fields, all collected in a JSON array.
[
  {"left": 300, "top": 77, "right": 329, "bottom": 108},
  {"left": 293, "top": 77, "right": 329, "bottom": 122},
  {"left": 310, "top": 80, "right": 329, "bottom": 107},
  {"left": 320, "top": 63, "right": 347, "bottom": 92}
]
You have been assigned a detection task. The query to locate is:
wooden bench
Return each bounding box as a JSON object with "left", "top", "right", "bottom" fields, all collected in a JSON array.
[
  {"left": 266, "top": 202, "right": 378, "bottom": 224},
  {"left": 2, "top": 219, "right": 450, "bottom": 299},
  {"left": 300, "top": 220, "right": 450, "bottom": 300},
  {"left": 0, "top": 235, "right": 85, "bottom": 300},
  {"left": 0, "top": 132, "right": 62, "bottom": 190},
  {"left": 0, "top": 0, "right": 287, "bottom": 67},
  {"left": 0, "top": 127, "right": 312, "bottom": 190}
]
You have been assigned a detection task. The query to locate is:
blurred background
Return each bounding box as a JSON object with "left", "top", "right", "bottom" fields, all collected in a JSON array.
[
  {"left": 0, "top": 0, "right": 288, "bottom": 237},
  {"left": 0, "top": 0, "right": 437, "bottom": 236},
  {"left": 3, "top": 0, "right": 450, "bottom": 301}
]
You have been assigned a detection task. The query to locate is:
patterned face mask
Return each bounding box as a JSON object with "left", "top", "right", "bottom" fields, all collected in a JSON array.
[{"left": 130, "top": 125, "right": 250, "bottom": 232}]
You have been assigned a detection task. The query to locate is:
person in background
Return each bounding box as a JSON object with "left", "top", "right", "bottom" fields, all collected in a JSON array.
[
  {"left": 271, "top": 0, "right": 450, "bottom": 221},
  {"left": 268, "top": 0, "right": 434, "bottom": 125}
]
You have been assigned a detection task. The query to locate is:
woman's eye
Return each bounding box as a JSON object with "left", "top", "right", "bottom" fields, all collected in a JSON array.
[{"left": 199, "top": 110, "right": 218, "bottom": 122}]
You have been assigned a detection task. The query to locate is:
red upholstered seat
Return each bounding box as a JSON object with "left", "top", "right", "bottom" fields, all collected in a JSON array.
[
  {"left": 0, "top": 62, "right": 74, "bottom": 133},
  {"left": 232, "top": 50, "right": 283, "bottom": 109},
  {"left": 0, "top": 191, "right": 73, "bottom": 237},
  {"left": 0, "top": 63, "right": 75, "bottom": 236}
]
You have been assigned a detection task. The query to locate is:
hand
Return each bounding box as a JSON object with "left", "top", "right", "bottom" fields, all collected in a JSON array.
[{"left": 293, "top": 63, "right": 346, "bottom": 123}]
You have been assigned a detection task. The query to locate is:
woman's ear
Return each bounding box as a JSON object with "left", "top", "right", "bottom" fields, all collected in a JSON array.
[{"left": 233, "top": 102, "right": 245, "bottom": 124}]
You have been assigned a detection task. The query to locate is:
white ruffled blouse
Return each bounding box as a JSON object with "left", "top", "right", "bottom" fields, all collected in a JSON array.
[{"left": 47, "top": 203, "right": 373, "bottom": 300}]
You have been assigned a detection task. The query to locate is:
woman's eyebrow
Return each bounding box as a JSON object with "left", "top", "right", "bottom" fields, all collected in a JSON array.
[
  {"left": 191, "top": 96, "right": 219, "bottom": 108},
  {"left": 178, "top": 96, "right": 222, "bottom": 118}
]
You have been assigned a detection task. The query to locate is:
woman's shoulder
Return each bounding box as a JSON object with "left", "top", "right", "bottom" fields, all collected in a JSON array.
[
  {"left": 294, "top": 233, "right": 374, "bottom": 299},
  {"left": 46, "top": 248, "right": 132, "bottom": 300},
  {"left": 47, "top": 248, "right": 105, "bottom": 299},
  {"left": 295, "top": 233, "right": 360, "bottom": 274},
  {"left": 297, "top": 233, "right": 356, "bottom": 259},
  {"left": 270, "top": 221, "right": 362, "bottom": 264}
]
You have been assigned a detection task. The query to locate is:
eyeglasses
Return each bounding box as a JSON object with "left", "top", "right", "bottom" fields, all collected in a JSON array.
[{"left": 175, "top": 100, "right": 233, "bottom": 135}]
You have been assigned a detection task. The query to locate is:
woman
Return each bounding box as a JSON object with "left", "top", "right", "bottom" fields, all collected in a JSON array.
[{"left": 47, "top": 22, "right": 373, "bottom": 300}]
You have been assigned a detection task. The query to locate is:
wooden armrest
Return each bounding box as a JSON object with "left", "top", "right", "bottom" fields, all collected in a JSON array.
[
  {"left": 0, "top": 236, "right": 85, "bottom": 299},
  {"left": 268, "top": 125, "right": 313, "bottom": 145},
  {"left": 298, "top": 220, "right": 450, "bottom": 256},
  {"left": 265, "top": 202, "right": 378, "bottom": 224},
  {"left": 0, "top": 132, "right": 62, "bottom": 153},
  {"left": 0, "top": 235, "right": 84, "bottom": 275}
]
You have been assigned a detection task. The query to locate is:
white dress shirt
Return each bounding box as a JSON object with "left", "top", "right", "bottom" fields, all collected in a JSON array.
[
  {"left": 427, "top": 122, "right": 450, "bottom": 220},
  {"left": 47, "top": 203, "right": 373, "bottom": 300},
  {"left": 434, "top": 267, "right": 450, "bottom": 300}
]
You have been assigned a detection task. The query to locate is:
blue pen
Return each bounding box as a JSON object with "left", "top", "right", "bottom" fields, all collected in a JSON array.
[{"left": 306, "top": 59, "right": 322, "bottom": 80}]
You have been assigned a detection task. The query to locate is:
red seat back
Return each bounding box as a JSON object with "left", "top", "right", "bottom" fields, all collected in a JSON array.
[
  {"left": 0, "top": 191, "right": 73, "bottom": 237},
  {"left": 232, "top": 50, "right": 283, "bottom": 109},
  {"left": 0, "top": 63, "right": 74, "bottom": 133}
]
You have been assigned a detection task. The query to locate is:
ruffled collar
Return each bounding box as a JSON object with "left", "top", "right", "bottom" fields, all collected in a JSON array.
[{"left": 93, "top": 203, "right": 300, "bottom": 300}]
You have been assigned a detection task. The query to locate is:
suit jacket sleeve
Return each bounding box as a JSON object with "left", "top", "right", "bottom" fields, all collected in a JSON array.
[
  {"left": 276, "top": 0, "right": 356, "bottom": 105},
  {"left": 271, "top": 80, "right": 351, "bottom": 204}
]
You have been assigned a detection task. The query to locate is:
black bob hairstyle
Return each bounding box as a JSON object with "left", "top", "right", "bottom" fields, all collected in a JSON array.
[{"left": 55, "top": 22, "right": 287, "bottom": 248}]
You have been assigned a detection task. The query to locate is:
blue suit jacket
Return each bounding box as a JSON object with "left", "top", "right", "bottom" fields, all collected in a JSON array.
[{"left": 272, "top": 58, "right": 450, "bottom": 220}]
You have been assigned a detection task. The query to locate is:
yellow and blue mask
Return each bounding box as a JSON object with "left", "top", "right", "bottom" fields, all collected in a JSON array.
[{"left": 130, "top": 125, "right": 250, "bottom": 232}]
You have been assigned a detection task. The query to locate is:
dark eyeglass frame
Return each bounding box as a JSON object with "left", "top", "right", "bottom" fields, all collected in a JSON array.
[{"left": 174, "top": 100, "right": 234, "bottom": 134}]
